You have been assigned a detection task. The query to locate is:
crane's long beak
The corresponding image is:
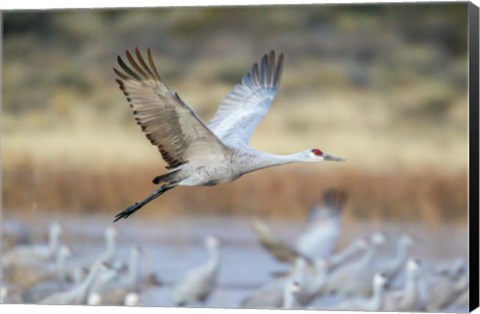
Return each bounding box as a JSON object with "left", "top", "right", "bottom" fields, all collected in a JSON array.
[{"left": 323, "top": 153, "right": 346, "bottom": 162}]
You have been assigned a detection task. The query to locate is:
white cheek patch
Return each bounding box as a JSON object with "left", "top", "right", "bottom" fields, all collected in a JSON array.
[{"left": 309, "top": 152, "right": 324, "bottom": 160}]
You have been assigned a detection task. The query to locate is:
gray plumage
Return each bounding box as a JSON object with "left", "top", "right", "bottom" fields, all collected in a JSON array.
[
  {"left": 89, "top": 246, "right": 142, "bottom": 305},
  {"left": 113, "top": 48, "right": 345, "bottom": 221},
  {"left": 2, "top": 219, "right": 32, "bottom": 251},
  {"left": 240, "top": 278, "right": 284, "bottom": 309},
  {"left": 383, "top": 257, "right": 426, "bottom": 311},
  {"left": 124, "top": 292, "right": 141, "bottom": 306},
  {"left": 3, "top": 222, "right": 62, "bottom": 268},
  {"left": 327, "top": 237, "right": 368, "bottom": 272},
  {"left": 3, "top": 223, "right": 64, "bottom": 288},
  {"left": 375, "top": 234, "right": 415, "bottom": 281},
  {"left": 330, "top": 273, "right": 387, "bottom": 311},
  {"left": 424, "top": 260, "right": 469, "bottom": 311},
  {"left": 63, "top": 225, "right": 117, "bottom": 283},
  {"left": 241, "top": 257, "right": 309, "bottom": 309},
  {"left": 282, "top": 280, "right": 302, "bottom": 309},
  {"left": 251, "top": 219, "right": 307, "bottom": 264},
  {"left": 296, "top": 189, "right": 347, "bottom": 261},
  {"left": 324, "top": 232, "right": 386, "bottom": 297},
  {"left": 172, "top": 236, "right": 221, "bottom": 306},
  {"left": 39, "top": 261, "right": 106, "bottom": 305},
  {"left": 1, "top": 285, "right": 23, "bottom": 304},
  {"left": 21, "top": 245, "right": 73, "bottom": 303},
  {"left": 296, "top": 258, "right": 330, "bottom": 306}
]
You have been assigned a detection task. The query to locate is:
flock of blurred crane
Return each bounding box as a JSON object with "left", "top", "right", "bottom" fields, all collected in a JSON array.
[{"left": 2, "top": 189, "right": 469, "bottom": 310}]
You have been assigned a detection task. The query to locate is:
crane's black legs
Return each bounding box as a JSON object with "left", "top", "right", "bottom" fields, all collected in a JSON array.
[{"left": 113, "top": 184, "right": 175, "bottom": 222}]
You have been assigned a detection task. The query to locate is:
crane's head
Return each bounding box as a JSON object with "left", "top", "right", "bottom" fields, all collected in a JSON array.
[
  {"left": 50, "top": 222, "right": 63, "bottom": 237},
  {"left": 353, "top": 237, "right": 369, "bottom": 251},
  {"left": 373, "top": 272, "right": 387, "bottom": 288},
  {"left": 314, "top": 257, "right": 330, "bottom": 271},
  {"left": 87, "top": 292, "right": 102, "bottom": 305},
  {"left": 124, "top": 292, "right": 141, "bottom": 306},
  {"left": 308, "top": 148, "right": 346, "bottom": 162},
  {"left": 406, "top": 257, "right": 420, "bottom": 274},
  {"left": 205, "top": 235, "right": 220, "bottom": 249},
  {"left": 400, "top": 234, "right": 416, "bottom": 248},
  {"left": 131, "top": 246, "right": 142, "bottom": 258},
  {"left": 371, "top": 232, "right": 386, "bottom": 246},
  {"left": 288, "top": 280, "right": 301, "bottom": 295},
  {"left": 105, "top": 225, "right": 118, "bottom": 241},
  {"left": 59, "top": 244, "right": 72, "bottom": 259}
]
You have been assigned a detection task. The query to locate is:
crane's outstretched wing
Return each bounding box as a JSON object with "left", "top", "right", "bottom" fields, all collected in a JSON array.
[
  {"left": 251, "top": 219, "right": 310, "bottom": 265},
  {"left": 296, "top": 189, "right": 347, "bottom": 260},
  {"left": 114, "top": 48, "right": 228, "bottom": 170},
  {"left": 208, "top": 51, "right": 284, "bottom": 147}
]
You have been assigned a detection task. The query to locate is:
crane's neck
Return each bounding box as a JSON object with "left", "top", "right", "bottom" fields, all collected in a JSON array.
[
  {"left": 127, "top": 251, "right": 140, "bottom": 288},
  {"left": 237, "top": 149, "right": 308, "bottom": 174},
  {"left": 309, "top": 264, "right": 328, "bottom": 295},
  {"left": 206, "top": 245, "right": 220, "bottom": 273},
  {"left": 283, "top": 283, "right": 299, "bottom": 309},
  {"left": 103, "top": 233, "right": 116, "bottom": 262},
  {"left": 386, "top": 241, "right": 411, "bottom": 277},
  {"left": 371, "top": 280, "right": 386, "bottom": 310},
  {"left": 56, "top": 249, "right": 69, "bottom": 281},
  {"left": 330, "top": 240, "right": 362, "bottom": 267},
  {"left": 49, "top": 228, "right": 60, "bottom": 255},
  {"left": 74, "top": 262, "right": 102, "bottom": 304},
  {"left": 356, "top": 243, "right": 378, "bottom": 269},
  {"left": 402, "top": 266, "right": 419, "bottom": 307},
  {"left": 397, "top": 241, "right": 411, "bottom": 264}
]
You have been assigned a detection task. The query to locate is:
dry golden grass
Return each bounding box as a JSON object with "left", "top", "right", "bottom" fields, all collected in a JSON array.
[{"left": 2, "top": 152, "right": 467, "bottom": 223}]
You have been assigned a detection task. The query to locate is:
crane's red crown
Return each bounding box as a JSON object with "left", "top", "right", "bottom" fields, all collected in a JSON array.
[{"left": 311, "top": 148, "right": 323, "bottom": 156}]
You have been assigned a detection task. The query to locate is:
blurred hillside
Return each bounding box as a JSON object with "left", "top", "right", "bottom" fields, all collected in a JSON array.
[{"left": 2, "top": 3, "right": 469, "bottom": 221}]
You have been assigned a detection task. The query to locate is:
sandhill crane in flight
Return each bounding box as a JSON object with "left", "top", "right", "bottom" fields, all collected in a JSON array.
[{"left": 113, "top": 48, "right": 346, "bottom": 221}]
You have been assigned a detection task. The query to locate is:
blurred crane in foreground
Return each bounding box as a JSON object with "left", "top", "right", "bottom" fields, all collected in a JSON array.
[
  {"left": 383, "top": 257, "right": 425, "bottom": 311},
  {"left": 3, "top": 222, "right": 62, "bottom": 268},
  {"left": 250, "top": 188, "right": 347, "bottom": 265},
  {"left": 113, "top": 48, "right": 345, "bottom": 221},
  {"left": 324, "top": 232, "right": 386, "bottom": 297},
  {"left": 282, "top": 280, "right": 302, "bottom": 309},
  {"left": 296, "top": 189, "right": 347, "bottom": 261},
  {"left": 329, "top": 272, "right": 387, "bottom": 311},
  {"left": 172, "top": 236, "right": 221, "bottom": 306},
  {"left": 88, "top": 246, "right": 143, "bottom": 305},
  {"left": 39, "top": 261, "right": 107, "bottom": 305},
  {"left": 1, "top": 219, "right": 469, "bottom": 311},
  {"left": 251, "top": 219, "right": 308, "bottom": 264},
  {"left": 240, "top": 257, "right": 309, "bottom": 309}
]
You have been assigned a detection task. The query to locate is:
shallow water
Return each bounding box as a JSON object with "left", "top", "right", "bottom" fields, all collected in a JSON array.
[{"left": 2, "top": 213, "right": 469, "bottom": 310}]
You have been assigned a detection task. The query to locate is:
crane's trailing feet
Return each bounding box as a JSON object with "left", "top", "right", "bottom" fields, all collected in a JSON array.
[
  {"left": 113, "top": 47, "right": 345, "bottom": 222},
  {"left": 114, "top": 185, "right": 174, "bottom": 222}
]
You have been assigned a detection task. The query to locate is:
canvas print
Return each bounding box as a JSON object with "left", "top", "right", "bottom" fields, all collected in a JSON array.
[{"left": 1, "top": 2, "right": 477, "bottom": 312}]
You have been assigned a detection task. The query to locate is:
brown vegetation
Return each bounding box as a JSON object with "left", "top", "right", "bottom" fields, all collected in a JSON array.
[{"left": 2, "top": 155, "right": 467, "bottom": 223}]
